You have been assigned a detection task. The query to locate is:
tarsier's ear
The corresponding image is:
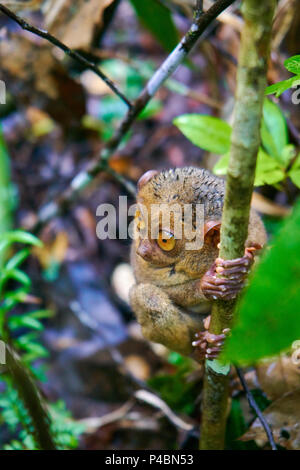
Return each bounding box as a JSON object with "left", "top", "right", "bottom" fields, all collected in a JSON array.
[
  {"left": 204, "top": 221, "right": 221, "bottom": 247},
  {"left": 137, "top": 170, "right": 159, "bottom": 190}
]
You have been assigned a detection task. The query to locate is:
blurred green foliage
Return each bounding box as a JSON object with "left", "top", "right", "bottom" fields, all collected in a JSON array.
[
  {"left": 83, "top": 59, "right": 162, "bottom": 141},
  {"left": 129, "top": 0, "right": 179, "bottom": 52},
  {"left": 222, "top": 198, "right": 300, "bottom": 365},
  {"left": 0, "top": 131, "right": 84, "bottom": 450}
]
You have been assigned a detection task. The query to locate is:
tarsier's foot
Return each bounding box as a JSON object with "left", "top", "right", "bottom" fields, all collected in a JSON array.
[
  {"left": 192, "top": 316, "right": 230, "bottom": 360},
  {"left": 200, "top": 245, "right": 261, "bottom": 301}
]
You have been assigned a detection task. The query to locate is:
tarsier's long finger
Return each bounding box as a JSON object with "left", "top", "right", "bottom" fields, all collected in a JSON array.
[
  {"left": 215, "top": 265, "right": 250, "bottom": 277},
  {"left": 206, "top": 347, "right": 223, "bottom": 359},
  {"left": 194, "top": 332, "right": 226, "bottom": 343},
  {"left": 202, "top": 277, "right": 245, "bottom": 289},
  {"left": 204, "top": 288, "right": 243, "bottom": 300},
  {"left": 216, "top": 257, "right": 253, "bottom": 269}
]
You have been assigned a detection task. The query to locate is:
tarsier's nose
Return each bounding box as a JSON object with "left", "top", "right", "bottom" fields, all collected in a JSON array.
[{"left": 137, "top": 239, "right": 154, "bottom": 261}]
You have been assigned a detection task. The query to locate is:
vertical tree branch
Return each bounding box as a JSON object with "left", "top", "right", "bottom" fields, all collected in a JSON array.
[{"left": 199, "top": 0, "right": 276, "bottom": 450}]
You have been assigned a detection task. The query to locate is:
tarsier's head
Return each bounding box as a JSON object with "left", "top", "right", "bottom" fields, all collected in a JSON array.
[{"left": 134, "top": 167, "right": 225, "bottom": 276}]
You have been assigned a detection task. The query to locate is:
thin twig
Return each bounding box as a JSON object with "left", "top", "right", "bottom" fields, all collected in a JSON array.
[
  {"left": 89, "top": 48, "right": 223, "bottom": 109},
  {"left": 0, "top": 4, "right": 132, "bottom": 108},
  {"left": 31, "top": 0, "right": 236, "bottom": 230},
  {"left": 236, "top": 367, "right": 277, "bottom": 451},
  {"left": 195, "top": 0, "right": 204, "bottom": 16}
]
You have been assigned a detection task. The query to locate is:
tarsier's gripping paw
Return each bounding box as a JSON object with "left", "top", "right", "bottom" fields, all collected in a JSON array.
[
  {"left": 192, "top": 316, "right": 230, "bottom": 360},
  {"left": 200, "top": 245, "right": 261, "bottom": 301}
]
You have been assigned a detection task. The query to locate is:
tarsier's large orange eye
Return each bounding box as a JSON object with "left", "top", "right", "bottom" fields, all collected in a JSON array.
[{"left": 157, "top": 230, "right": 176, "bottom": 251}]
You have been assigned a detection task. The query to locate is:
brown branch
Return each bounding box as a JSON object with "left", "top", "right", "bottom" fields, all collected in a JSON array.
[
  {"left": 236, "top": 367, "right": 277, "bottom": 451},
  {"left": 0, "top": 4, "right": 132, "bottom": 108},
  {"left": 31, "top": 0, "right": 236, "bottom": 230}
]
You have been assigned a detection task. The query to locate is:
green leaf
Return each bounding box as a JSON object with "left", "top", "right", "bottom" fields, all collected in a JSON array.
[
  {"left": 223, "top": 199, "right": 300, "bottom": 365},
  {"left": 281, "top": 144, "right": 296, "bottom": 167},
  {"left": 284, "top": 55, "right": 300, "bottom": 75},
  {"left": 130, "top": 0, "right": 178, "bottom": 52},
  {"left": 0, "top": 230, "right": 42, "bottom": 247},
  {"left": 289, "top": 153, "right": 300, "bottom": 188},
  {"left": 289, "top": 169, "right": 300, "bottom": 188},
  {"left": 5, "top": 249, "right": 30, "bottom": 270},
  {"left": 213, "top": 153, "right": 230, "bottom": 176},
  {"left": 138, "top": 99, "right": 162, "bottom": 120},
  {"left": 265, "top": 75, "right": 300, "bottom": 97},
  {"left": 213, "top": 149, "right": 285, "bottom": 187},
  {"left": 261, "top": 99, "right": 288, "bottom": 164},
  {"left": 1, "top": 288, "right": 30, "bottom": 312},
  {"left": 28, "top": 309, "right": 53, "bottom": 319},
  {"left": 17, "top": 339, "right": 49, "bottom": 358},
  {"left": 1, "top": 268, "right": 31, "bottom": 287},
  {"left": 174, "top": 115, "right": 231, "bottom": 154},
  {"left": 254, "top": 148, "right": 285, "bottom": 186},
  {"left": 8, "top": 315, "right": 43, "bottom": 331}
]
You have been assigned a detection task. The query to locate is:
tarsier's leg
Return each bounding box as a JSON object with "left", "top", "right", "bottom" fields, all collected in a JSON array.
[
  {"left": 192, "top": 316, "right": 230, "bottom": 360},
  {"left": 130, "top": 283, "right": 204, "bottom": 357},
  {"left": 193, "top": 246, "right": 261, "bottom": 360}
]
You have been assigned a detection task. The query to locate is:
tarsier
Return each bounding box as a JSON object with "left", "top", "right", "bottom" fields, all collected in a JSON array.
[{"left": 130, "top": 167, "right": 266, "bottom": 361}]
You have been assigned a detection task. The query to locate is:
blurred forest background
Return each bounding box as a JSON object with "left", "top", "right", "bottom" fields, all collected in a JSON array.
[{"left": 0, "top": 0, "right": 300, "bottom": 451}]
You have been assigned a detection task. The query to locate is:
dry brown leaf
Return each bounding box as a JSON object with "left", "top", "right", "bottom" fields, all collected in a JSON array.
[
  {"left": 1, "top": 35, "right": 59, "bottom": 99},
  {"left": 0, "top": 0, "right": 43, "bottom": 12},
  {"left": 1, "top": 34, "right": 86, "bottom": 128},
  {"left": 241, "top": 389, "right": 300, "bottom": 449},
  {"left": 45, "top": 0, "right": 114, "bottom": 50},
  {"left": 257, "top": 354, "right": 300, "bottom": 401},
  {"left": 251, "top": 192, "right": 291, "bottom": 217},
  {"left": 33, "top": 231, "right": 69, "bottom": 270},
  {"left": 124, "top": 355, "right": 151, "bottom": 381}
]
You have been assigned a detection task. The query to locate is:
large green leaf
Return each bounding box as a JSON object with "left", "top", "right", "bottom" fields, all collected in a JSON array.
[
  {"left": 261, "top": 99, "right": 288, "bottom": 164},
  {"left": 130, "top": 0, "right": 178, "bottom": 52},
  {"left": 223, "top": 199, "right": 300, "bottom": 365},
  {"left": 174, "top": 114, "right": 231, "bottom": 155}
]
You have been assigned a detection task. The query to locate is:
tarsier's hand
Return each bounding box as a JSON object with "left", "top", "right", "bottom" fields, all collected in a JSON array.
[{"left": 200, "top": 245, "right": 261, "bottom": 301}]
